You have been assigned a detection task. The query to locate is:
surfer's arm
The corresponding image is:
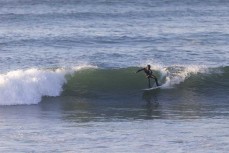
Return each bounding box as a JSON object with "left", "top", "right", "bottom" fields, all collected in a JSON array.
[{"left": 136, "top": 68, "right": 144, "bottom": 73}]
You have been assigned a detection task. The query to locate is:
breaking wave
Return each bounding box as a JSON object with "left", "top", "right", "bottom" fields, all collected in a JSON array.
[{"left": 0, "top": 65, "right": 228, "bottom": 105}]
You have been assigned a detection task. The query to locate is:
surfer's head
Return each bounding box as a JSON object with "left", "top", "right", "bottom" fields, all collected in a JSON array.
[{"left": 147, "top": 65, "right": 151, "bottom": 69}]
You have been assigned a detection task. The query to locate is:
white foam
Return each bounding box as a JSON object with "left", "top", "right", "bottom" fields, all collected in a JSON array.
[
  {"left": 162, "top": 65, "right": 208, "bottom": 88},
  {"left": 0, "top": 68, "right": 67, "bottom": 105},
  {"left": 72, "top": 64, "right": 98, "bottom": 71}
]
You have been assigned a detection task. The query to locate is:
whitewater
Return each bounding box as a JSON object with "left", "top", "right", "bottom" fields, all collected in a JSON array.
[{"left": 1, "top": 0, "right": 229, "bottom": 152}]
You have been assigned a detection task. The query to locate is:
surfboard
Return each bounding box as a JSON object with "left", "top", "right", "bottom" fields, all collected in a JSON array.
[{"left": 142, "top": 85, "right": 161, "bottom": 91}]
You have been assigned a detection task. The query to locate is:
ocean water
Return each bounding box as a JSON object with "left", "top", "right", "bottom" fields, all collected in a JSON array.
[{"left": 0, "top": 0, "right": 229, "bottom": 152}]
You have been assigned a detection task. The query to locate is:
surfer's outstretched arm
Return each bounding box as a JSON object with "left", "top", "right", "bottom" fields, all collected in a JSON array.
[{"left": 136, "top": 68, "right": 144, "bottom": 73}]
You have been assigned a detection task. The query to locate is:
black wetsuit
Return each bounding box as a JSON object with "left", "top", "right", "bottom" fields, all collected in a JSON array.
[{"left": 136, "top": 68, "right": 159, "bottom": 88}]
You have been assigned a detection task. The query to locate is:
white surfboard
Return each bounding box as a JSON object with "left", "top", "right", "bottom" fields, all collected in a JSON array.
[{"left": 142, "top": 85, "right": 162, "bottom": 91}]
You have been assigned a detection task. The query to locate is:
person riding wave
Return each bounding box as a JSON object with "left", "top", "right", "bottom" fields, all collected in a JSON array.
[{"left": 136, "top": 65, "right": 160, "bottom": 88}]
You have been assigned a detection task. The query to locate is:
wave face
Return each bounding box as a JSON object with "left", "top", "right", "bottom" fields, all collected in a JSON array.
[
  {"left": 0, "top": 65, "right": 228, "bottom": 105},
  {"left": 63, "top": 65, "right": 229, "bottom": 96}
]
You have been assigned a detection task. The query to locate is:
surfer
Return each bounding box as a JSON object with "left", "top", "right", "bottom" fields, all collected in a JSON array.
[{"left": 136, "top": 65, "right": 160, "bottom": 88}]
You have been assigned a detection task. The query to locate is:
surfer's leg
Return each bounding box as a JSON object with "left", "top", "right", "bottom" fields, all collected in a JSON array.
[
  {"left": 148, "top": 78, "right": 151, "bottom": 88},
  {"left": 154, "top": 78, "right": 159, "bottom": 86},
  {"left": 151, "top": 75, "right": 159, "bottom": 86}
]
